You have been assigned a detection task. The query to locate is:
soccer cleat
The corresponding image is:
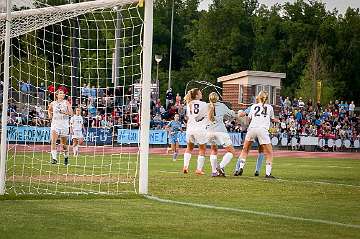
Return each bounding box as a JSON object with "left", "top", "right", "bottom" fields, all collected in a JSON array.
[
  {"left": 265, "top": 174, "right": 276, "bottom": 179},
  {"left": 183, "top": 167, "right": 189, "bottom": 174},
  {"left": 64, "top": 157, "right": 69, "bottom": 166},
  {"left": 51, "top": 158, "right": 58, "bottom": 164},
  {"left": 254, "top": 171, "right": 259, "bottom": 177},
  {"left": 217, "top": 167, "right": 226, "bottom": 177},
  {"left": 234, "top": 168, "right": 243, "bottom": 176},
  {"left": 195, "top": 169, "right": 205, "bottom": 175},
  {"left": 211, "top": 172, "right": 219, "bottom": 177}
]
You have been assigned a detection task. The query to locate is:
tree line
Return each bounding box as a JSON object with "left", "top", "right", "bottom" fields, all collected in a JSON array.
[{"left": 154, "top": 0, "right": 360, "bottom": 104}]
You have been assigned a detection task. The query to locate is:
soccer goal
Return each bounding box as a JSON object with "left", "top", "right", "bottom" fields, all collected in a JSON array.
[{"left": 0, "top": 0, "right": 153, "bottom": 195}]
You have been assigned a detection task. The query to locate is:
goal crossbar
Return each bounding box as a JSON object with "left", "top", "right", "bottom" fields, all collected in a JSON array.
[{"left": 0, "top": 0, "right": 139, "bottom": 40}]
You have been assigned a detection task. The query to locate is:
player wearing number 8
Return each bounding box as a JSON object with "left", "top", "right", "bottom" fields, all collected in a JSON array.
[
  {"left": 235, "top": 91, "right": 280, "bottom": 178},
  {"left": 183, "top": 88, "right": 209, "bottom": 175}
]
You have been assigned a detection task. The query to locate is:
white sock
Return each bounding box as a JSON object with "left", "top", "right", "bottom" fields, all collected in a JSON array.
[
  {"left": 197, "top": 155, "right": 205, "bottom": 171},
  {"left": 220, "top": 152, "right": 233, "bottom": 169},
  {"left": 239, "top": 158, "right": 246, "bottom": 169},
  {"left": 51, "top": 150, "right": 57, "bottom": 160},
  {"left": 210, "top": 155, "right": 218, "bottom": 173},
  {"left": 266, "top": 162, "right": 272, "bottom": 176},
  {"left": 183, "top": 153, "right": 191, "bottom": 168}
]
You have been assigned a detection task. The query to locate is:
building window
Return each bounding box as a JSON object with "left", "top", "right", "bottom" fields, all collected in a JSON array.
[
  {"left": 238, "top": 85, "right": 243, "bottom": 103},
  {"left": 255, "top": 85, "right": 275, "bottom": 105},
  {"left": 272, "top": 87, "right": 277, "bottom": 105}
]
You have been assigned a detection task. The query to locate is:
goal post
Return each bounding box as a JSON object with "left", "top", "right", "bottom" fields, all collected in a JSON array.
[
  {"left": 139, "top": 0, "right": 153, "bottom": 195},
  {"left": 0, "top": 0, "right": 12, "bottom": 195},
  {"left": 0, "top": 0, "right": 152, "bottom": 195}
]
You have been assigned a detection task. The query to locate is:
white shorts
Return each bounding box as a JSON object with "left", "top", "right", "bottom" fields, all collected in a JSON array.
[
  {"left": 245, "top": 128, "right": 271, "bottom": 145},
  {"left": 186, "top": 130, "right": 208, "bottom": 145},
  {"left": 207, "top": 132, "right": 232, "bottom": 147},
  {"left": 51, "top": 124, "right": 69, "bottom": 137},
  {"left": 72, "top": 130, "right": 84, "bottom": 139}
]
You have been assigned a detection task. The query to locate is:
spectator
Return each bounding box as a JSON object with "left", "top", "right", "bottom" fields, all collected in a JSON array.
[
  {"left": 349, "top": 101, "right": 355, "bottom": 117},
  {"left": 90, "top": 85, "right": 97, "bottom": 101},
  {"left": 114, "top": 86, "right": 123, "bottom": 106},
  {"left": 284, "top": 97, "right": 291, "bottom": 109},
  {"left": 48, "top": 84, "right": 55, "bottom": 101},
  {"left": 298, "top": 97, "right": 305, "bottom": 109},
  {"left": 165, "top": 88, "right": 174, "bottom": 109},
  {"left": 316, "top": 100, "right": 322, "bottom": 112},
  {"left": 295, "top": 110, "right": 303, "bottom": 123},
  {"left": 306, "top": 99, "right": 313, "bottom": 109},
  {"left": 81, "top": 83, "right": 90, "bottom": 102},
  {"left": 175, "top": 93, "right": 181, "bottom": 107},
  {"left": 20, "top": 81, "right": 31, "bottom": 103},
  {"left": 292, "top": 98, "right": 298, "bottom": 108},
  {"left": 38, "top": 82, "right": 46, "bottom": 105}
]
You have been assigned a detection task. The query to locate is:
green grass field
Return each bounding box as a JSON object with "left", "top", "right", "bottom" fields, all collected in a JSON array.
[{"left": 1, "top": 153, "right": 360, "bottom": 239}]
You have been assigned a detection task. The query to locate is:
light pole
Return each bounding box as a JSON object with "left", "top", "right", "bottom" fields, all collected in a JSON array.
[
  {"left": 168, "top": 0, "right": 174, "bottom": 90},
  {"left": 155, "top": 54, "right": 162, "bottom": 84}
]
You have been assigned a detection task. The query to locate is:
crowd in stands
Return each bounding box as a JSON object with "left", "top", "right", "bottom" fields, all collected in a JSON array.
[
  {"left": 3, "top": 81, "right": 360, "bottom": 144},
  {"left": 275, "top": 97, "right": 359, "bottom": 142}
]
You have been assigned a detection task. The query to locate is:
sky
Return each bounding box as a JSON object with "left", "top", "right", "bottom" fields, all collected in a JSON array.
[{"left": 199, "top": 0, "right": 360, "bottom": 14}]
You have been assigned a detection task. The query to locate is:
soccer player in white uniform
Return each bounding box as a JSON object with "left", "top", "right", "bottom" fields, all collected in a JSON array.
[
  {"left": 235, "top": 105, "right": 266, "bottom": 176},
  {"left": 235, "top": 91, "right": 279, "bottom": 178},
  {"left": 70, "top": 107, "right": 84, "bottom": 156},
  {"left": 183, "top": 88, "right": 209, "bottom": 175},
  {"left": 206, "top": 92, "right": 236, "bottom": 177},
  {"left": 48, "top": 89, "right": 73, "bottom": 165}
]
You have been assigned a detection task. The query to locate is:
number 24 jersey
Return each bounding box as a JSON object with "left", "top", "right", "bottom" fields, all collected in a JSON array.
[{"left": 248, "top": 103, "right": 274, "bottom": 130}]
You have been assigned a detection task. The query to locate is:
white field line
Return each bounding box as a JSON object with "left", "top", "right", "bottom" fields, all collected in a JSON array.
[
  {"left": 159, "top": 170, "right": 180, "bottom": 174},
  {"left": 158, "top": 170, "right": 360, "bottom": 188},
  {"left": 279, "top": 163, "right": 354, "bottom": 169},
  {"left": 145, "top": 195, "right": 360, "bottom": 229}
]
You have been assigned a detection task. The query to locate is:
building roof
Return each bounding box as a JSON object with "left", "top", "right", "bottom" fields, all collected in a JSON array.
[{"left": 217, "top": 70, "right": 286, "bottom": 83}]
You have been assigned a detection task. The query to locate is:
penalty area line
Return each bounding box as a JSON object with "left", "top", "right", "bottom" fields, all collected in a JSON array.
[
  {"left": 158, "top": 170, "right": 360, "bottom": 188},
  {"left": 145, "top": 195, "right": 360, "bottom": 229}
]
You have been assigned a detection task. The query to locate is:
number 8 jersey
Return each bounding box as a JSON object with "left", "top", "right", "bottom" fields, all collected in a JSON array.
[
  {"left": 186, "top": 100, "right": 208, "bottom": 131},
  {"left": 248, "top": 103, "right": 275, "bottom": 130}
]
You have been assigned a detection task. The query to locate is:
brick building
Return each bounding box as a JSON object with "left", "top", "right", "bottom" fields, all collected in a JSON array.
[{"left": 217, "top": 71, "right": 285, "bottom": 111}]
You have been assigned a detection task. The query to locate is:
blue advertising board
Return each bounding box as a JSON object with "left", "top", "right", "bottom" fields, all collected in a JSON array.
[
  {"left": 7, "top": 126, "right": 247, "bottom": 147},
  {"left": 6, "top": 126, "right": 113, "bottom": 145},
  {"left": 7, "top": 126, "right": 51, "bottom": 143},
  {"left": 84, "top": 128, "right": 113, "bottom": 145},
  {"left": 117, "top": 129, "right": 168, "bottom": 144}
]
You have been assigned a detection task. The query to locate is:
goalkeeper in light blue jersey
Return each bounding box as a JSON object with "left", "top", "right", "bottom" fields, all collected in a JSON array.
[
  {"left": 166, "top": 114, "right": 182, "bottom": 161},
  {"left": 234, "top": 106, "right": 265, "bottom": 176}
]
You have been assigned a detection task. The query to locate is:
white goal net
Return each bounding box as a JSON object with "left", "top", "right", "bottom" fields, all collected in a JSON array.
[{"left": 0, "top": 0, "right": 145, "bottom": 195}]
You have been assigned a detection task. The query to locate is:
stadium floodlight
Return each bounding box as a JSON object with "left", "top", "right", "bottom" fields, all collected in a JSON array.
[
  {"left": 0, "top": 0, "right": 152, "bottom": 195},
  {"left": 154, "top": 54, "right": 162, "bottom": 85},
  {"left": 155, "top": 54, "right": 162, "bottom": 63}
]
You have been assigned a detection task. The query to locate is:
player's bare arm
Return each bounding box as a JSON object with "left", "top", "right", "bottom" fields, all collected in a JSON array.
[{"left": 48, "top": 102, "right": 53, "bottom": 119}]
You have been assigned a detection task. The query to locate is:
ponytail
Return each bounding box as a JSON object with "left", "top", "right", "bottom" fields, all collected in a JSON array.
[{"left": 208, "top": 92, "right": 219, "bottom": 122}]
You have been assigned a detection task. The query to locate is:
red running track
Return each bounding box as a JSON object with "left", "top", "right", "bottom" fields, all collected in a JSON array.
[{"left": 7, "top": 144, "right": 360, "bottom": 159}]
